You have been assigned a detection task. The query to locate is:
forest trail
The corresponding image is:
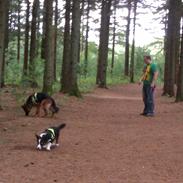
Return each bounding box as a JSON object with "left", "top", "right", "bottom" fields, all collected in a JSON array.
[{"left": 1, "top": 84, "right": 183, "bottom": 183}]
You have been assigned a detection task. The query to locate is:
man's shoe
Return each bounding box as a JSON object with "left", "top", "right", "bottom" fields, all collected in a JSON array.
[
  {"left": 140, "top": 112, "right": 147, "bottom": 115},
  {"left": 144, "top": 113, "right": 154, "bottom": 117}
]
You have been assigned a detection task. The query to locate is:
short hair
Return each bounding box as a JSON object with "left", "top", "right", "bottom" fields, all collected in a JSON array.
[{"left": 144, "top": 55, "right": 151, "bottom": 60}]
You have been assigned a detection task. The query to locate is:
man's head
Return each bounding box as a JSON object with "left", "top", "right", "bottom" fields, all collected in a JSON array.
[{"left": 144, "top": 55, "right": 151, "bottom": 64}]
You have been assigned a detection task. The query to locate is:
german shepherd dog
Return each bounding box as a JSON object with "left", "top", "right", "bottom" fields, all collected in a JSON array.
[
  {"left": 36, "top": 123, "right": 66, "bottom": 151},
  {"left": 22, "top": 92, "right": 59, "bottom": 117}
]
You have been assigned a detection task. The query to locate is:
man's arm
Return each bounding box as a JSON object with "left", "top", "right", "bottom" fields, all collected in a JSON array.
[
  {"left": 138, "top": 67, "right": 146, "bottom": 85},
  {"left": 151, "top": 71, "right": 158, "bottom": 87}
]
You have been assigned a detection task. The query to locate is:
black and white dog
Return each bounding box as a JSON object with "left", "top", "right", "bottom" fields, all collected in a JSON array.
[{"left": 35, "top": 123, "right": 66, "bottom": 151}]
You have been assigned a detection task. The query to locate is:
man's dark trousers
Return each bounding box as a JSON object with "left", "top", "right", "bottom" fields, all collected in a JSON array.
[{"left": 143, "top": 84, "right": 155, "bottom": 114}]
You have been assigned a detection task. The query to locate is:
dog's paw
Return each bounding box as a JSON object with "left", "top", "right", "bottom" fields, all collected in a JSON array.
[
  {"left": 37, "top": 145, "right": 42, "bottom": 150},
  {"left": 46, "top": 147, "right": 51, "bottom": 151},
  {"left": 51, "top": 143, "right": 59, "bottom": 147}
]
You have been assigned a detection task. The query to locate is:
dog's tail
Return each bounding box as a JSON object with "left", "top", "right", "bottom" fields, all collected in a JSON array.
[
  {"left": 58, "top": 123, "right": 66, "bottom": 130},
  {"left": 50, "top": 97, "right": 59, "bottom": 113}
]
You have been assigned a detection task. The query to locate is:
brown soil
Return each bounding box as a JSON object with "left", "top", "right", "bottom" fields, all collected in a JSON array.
[{"left": 0, "top": 84, "right": 183, "bottom": 183}]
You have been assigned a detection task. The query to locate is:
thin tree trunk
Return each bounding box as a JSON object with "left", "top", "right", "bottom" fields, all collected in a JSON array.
[
  {"left": 61, "top": 0, "right": 71, "bottom": 93},
  {"left": 9, "top": 0, "right": 13, "bottom": 35},
  {"left": 130, "top": 0, "right": 137, "bottom": 83},
  {"left": 17, "top": 0, "right": 21, "bottom": 63},
  {"left": 53, "top": 0, "right": 58, "bottom": 81},
  {"left": 80, "top": 0, "right": 85, "bottom": 52},
  {"left": 41, "top": 0, "right": 46, "bottom": 60},
  {"left": 84, "top": 0, "right": 90, "bottom": 77},
  {"left": 96, "top": 0, "right": 112, "bottom": 88},
  {"left": 124, "top": 0, "right": 132, "bottom": 76},
  {"left": 36, "top": 4, "right": 41, "bottom": 56},
  {"left": 111, "top": 1, "right": 117, "bottom": 74},
  {"left": 162, "top": 13, "right": 168, "bottom": 96},
  {"left": 23, "top": 0, "right": 30, "bottom": 77},
  {"left": 29, "top": 0, "right": 39, "bottom": 87}
]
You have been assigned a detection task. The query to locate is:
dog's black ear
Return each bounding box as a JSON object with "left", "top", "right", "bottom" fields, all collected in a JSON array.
[{"left": 35, "top": 134, "right": 40, "bottom": 139}]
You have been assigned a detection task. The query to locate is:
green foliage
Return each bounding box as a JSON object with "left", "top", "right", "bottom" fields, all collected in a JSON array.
[
  {"left": 78, "top": 42, "right": 129, "bottom": 92},
  {"left": 5, "top": 36, "right": 165, "bottom": 94},
  {"left": 5, "top": 40, "right": 22, "bottom": 84},
  {"left": 78, "top": 76, "right": 96, "bottom": 93},
  {"left": 153, "top": 52, "right": 165, "bottom": 83},
  {"left": 5, "top": 61, "right": 22, "bottom": 84},
  {"left": 20, "top": 57, "right": 45, "bottom": 88}
]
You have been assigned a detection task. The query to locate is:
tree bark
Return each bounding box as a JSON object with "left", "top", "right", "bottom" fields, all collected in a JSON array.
[
  {"left": 96, "top": 0, "right": 112, "bottom": 88},
  {"left": 23, "top": 0, "right": 30, "bottom": 77},
  {"left": 53, "top": 0, "right": 58, "bottom": 81},
  {"left": 111, "top": 1, "right": 117, "bottom": 74},
  {"left": 29, "top": 0, "right": 39, "bottom": 87},
  {"left": 124, "top": 0, "right": 132, "bottom": 76},
  {"left": 84, "top": 0, "right": 90, "bottom": 77},
  {"left": 68, "top": 0, "right": 81, "bottom": 96},
  {"left": 43, "top": 0, "right": 54, "bottom": 94},
  {"left": 163, "top": 0, "right": 181, "bottom": 96},
  {"left": 1, "top": 0, "right": 9, "bottom": 87},
  {"left": 0, "top": 0, "right": 8, "bottom": 89},
  {"left": 80, "top": 0, "right": 85, "bottom": 52},
  {"left": 17, "top": 0, "right": 21, "bottom": 63},
  {"left": 41, "top": 0, "right": 46, "bottom": 60},
  {"left": 61, "top": 0, "right": 71, "bottom": 93},
  {"left": 162, "top": 13, "right": 169, "bottom": 96},
  {"left": 130, "top": 0, "right": 137, "bottom": 83},
  {"left": 176, "top": 18, "right": 183, "bottom": 102}
]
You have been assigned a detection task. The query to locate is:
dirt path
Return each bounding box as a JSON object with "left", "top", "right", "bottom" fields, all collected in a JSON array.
[{"left": 0, "top": 84, "right": 183, "bottom": 183}]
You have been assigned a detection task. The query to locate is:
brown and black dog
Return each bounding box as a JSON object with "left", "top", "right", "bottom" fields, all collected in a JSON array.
[{"left": 22, "top": 92, "right": 59, "bottom": 117}]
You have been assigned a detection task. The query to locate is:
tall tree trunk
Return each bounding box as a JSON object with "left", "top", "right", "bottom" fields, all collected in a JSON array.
[
  {"left": 61, "top": 0, "right": 71, "bottom": 93},
  {"left": 68, "top": 0, "right": 81, "bottom": 96},
  {"left": 84, "top": 0, "right": 90, "bottom": 77},
  {"left": 41, "top": 0, "right": 46, "bottom": 60},
  {"left": 53, "top": 0, "right": 58, "bottom": 81},
  {"left": 29, "top": 0, "right": 39, "bottom": 87},
  {"left": 163, "top": 0, "right": 181, "bottom": 96},
  {"left": 17, "top": 0, "right": 21, "bottom": 63},
  {"left": 111, "top": 1, "right": 117, "bottom": 74},
  {"left": 80, "top": 0, "right": 85, "bottom": 52},
  {"left": 124, "top": 0, "right": 132, "bottom": 76},
  {"left": 1, "top": 0, "right": 9, "bottom": 87},
  {"left": 9, "top": 0, "right": 13, "bottom": 34},
  {"left": 163, "top": 13, "right": 169, "bottom": 96},
  {"left": 23, "top": 0, "right": 30, "bottom": 77},
  {"left": 0, "top": 0, "right": 8, "bottom": 90},
  {"left": 42, "top": 0, "right": 54, "bottom": 94},
  {"left": 130, "top": 0, "right": 137, "bottom": 83},
  {"left": 176, "top": 18, "right": 183, "bottom": 102},
  {"left": 36, "top": 5, "right": 41, "bottom": 56},
  {"left": 96, "top": 0, "right": 112, "bottom": 88}
]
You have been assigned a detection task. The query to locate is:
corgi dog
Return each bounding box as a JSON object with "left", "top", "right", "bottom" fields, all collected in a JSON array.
[{"left": 36, "top": 123, "right": 66, "bottom": 151}]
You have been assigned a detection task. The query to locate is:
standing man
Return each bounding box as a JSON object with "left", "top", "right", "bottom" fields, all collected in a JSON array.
[{"left": 139, "top": 55, "right": 158, "bottom": 117}]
